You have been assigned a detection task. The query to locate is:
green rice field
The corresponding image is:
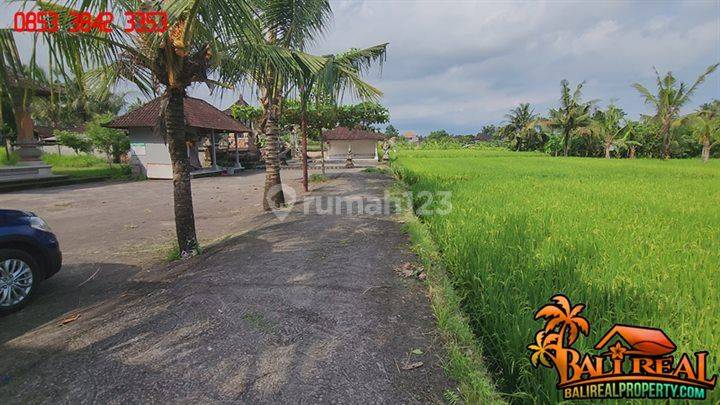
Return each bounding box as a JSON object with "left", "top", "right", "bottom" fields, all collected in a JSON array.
[{"left": 394, "top": 149, "right": 720, "bottom": 403}]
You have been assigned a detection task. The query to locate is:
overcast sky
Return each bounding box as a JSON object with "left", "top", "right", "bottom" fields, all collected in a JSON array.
[{"left": 4, "top": 0, "right": 720, "bottom": 135}]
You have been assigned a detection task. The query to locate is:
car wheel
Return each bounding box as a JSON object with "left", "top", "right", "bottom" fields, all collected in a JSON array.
[{"left": 0, "top": 249, "right": 41, "bottom": 315}]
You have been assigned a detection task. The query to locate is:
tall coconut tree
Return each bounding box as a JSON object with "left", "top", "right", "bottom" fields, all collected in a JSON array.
[
  {"left": 632, "top": 64, "right": 718, "bottom": 160},
  {"left": 590, "top": 104, "right": 626, "bottom": 159},
  {"left": 547, "top": 80, "right": 595, "bottom": 157},
  {"left": 689, "top": 100, "right": 720, "bottom": 162},
  {"left": 297, "top": 44, "right": 387, "bottom": 191},
  {"left": 240, "top": 0, "right": 332, "bottom": 209},
  {"left": 502, "top": 103, "right": 538, "bottom": 151},
  {"left": 36, "top": 0, "right": 313, "bottom": 256}
]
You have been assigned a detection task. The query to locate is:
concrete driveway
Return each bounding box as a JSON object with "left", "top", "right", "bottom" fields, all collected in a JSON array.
[
  {"left": 0, "top": 170, "right": 452, "bottom": 403},
  {"left": 0, "top": 170, "right": 300, "bottom": 345}
]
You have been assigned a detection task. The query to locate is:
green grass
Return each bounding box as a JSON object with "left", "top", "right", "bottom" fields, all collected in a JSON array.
[
  {"left": 41, "top": 153, "right": 131, "bottom": 179},
  {"left": 309, "top": 173, "right": 328, "bottom": 183},
  {"left": 393, "top": 149, "right": 720, "bottom": 403},
  {"left": 0, "top": 147, "right": 20, "bottom": 166},
  {"left": 391, "top": 181, "right": 506, "bottom": 404}
]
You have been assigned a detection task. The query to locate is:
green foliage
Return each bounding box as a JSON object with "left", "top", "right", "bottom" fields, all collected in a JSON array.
[
  {"left": 42, "top": 153, "right": 104, "bottom": 167},
  {"left": 41, "top": 153, "right": 131, "bottom": 179},
  {"left": 309, "top": 173, "right": 328, "bottom": 183},
  {"left": 384, "top": 124, "right": 399, "bottom": 138},
  {"left": 0, "top": 147, "right": 19, "bottom": 166},
  {"left": 85, "top": 114, "right": 130, "bottom": 163},
  {"left": 546, "top": 80, "right": 595, "bottom": 156},
  {"left": 391, "top": 181, "right": 505, "bottom": 404},
  {"left": 55, "top": 130, "right": 93, "bottom": 154},
  {"left": 395, "top": 149, "right": 720, "bottom": 402},
  {"left": 427, "top": 129, "right": 451, "bottom": 141},
  {"left": 230, "top": 104, "right": 262, "bottom": 125}
]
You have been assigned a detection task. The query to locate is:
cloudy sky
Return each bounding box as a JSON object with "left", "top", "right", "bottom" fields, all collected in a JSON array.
[{"left": 4, "top": 1, "right": 720, "bottom": 135}]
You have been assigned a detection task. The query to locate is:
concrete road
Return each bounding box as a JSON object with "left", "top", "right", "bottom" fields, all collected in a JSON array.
[
  {"left": 0, "top": 170, "right": 301, "bottom": 346},
  {"left": 0, "top": 171, "right": 451, "bottom": 403}
]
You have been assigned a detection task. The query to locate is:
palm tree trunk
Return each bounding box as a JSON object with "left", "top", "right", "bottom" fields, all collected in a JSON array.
[
  {"left": 260, "top": 81, "right": 285, "bottom": 211},
  {"left": 300, "top": 93, "right": 309, "bottom": 192},
  {"left": 629, "top": 146, "right": 636, "bottom": 159},
  {"left": 701, "top": 138, "right": 711, "bottom": 163},
  {"left": 604, "top": 142, "right": 611, "bottom": 159},
  {"left": 661, "top": 119, "right": 671, "bottom": 160},
  {"left": 563, "top": 129, "right": 571, "bottom": 157},
  {"left": 165, "top": 88, "right": 199, "bottom": 256},
  {"left": 320, "top": 131, "right": 326, "bottom": 175}
]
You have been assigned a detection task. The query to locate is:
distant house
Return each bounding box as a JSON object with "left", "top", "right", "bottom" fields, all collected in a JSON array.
[
  {"left": 106, "top": 96, "right": 251, "bottom": 179},
  {"left": 403, "top": 130, "right": 419, "bottom": 144},
  {"left": 322, "top": 127, "right": 385, "bottom": 160}
]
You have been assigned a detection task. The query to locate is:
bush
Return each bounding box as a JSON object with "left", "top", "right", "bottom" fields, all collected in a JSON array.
[
  {"left": 86, "top": 114, "right": 130, "bottom": 163},
  {"left": 0, "top": 147, "right": 19, "bottom": 166},
  {"left": 56, "top": 130, "right": 93, "bottom": 154}
]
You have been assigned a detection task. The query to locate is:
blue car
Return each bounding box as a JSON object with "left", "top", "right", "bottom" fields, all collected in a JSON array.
[{"left": 0, "top": 210, "right": 62, "bottom": 314}]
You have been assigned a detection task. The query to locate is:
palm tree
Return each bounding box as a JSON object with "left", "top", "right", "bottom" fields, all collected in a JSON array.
[
  {"left": 229, "top": 0, "right": 334, "bottom": 209},
  {"left": 689, "top": 100, "right": 720, "bottom": 162},
  {"left": 590, "top": 104, "right": 626, "bottom": 159},
  {"left": 37, "top": 0, "right": 309, "bottom": 256},
  {"left": 534, "top": 295, "right": 589, "bottom": 348},
  {"left": 296, "top": 45, "right": 387, "bottom": 190},
  {"left": 613, "top": 120, "right": 643, "bottom": 158},
  {"left": 502, "top": 103, "right": 538, "bottom": 151},
  {"left": 547, "top": 80, "right": 595, "bottom": 157},
  {"left": 527, "top": 330, "right": 560, "bottom": 368},
  {"left": 632, "top": 64, "right": 718, "bottom": 159}
]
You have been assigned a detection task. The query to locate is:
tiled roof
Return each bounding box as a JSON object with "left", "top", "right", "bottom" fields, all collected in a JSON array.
[
  {"left": 323, "top": 127, "right": 385, "bottom": 141},
  {"left": 106, "top": 96, "right": 251, "bottom": 133}
]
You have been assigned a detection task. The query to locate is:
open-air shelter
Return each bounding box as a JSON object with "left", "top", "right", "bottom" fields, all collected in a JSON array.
[{"left": 106, "top": 96, "right": 251, "bottom": 179}]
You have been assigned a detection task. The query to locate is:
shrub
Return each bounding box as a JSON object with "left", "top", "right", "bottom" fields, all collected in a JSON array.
[
  {"left": 56, "top": 130, "right": 93, "bottom": 154},
  {"left": 86, "top": 114, "right": 130, "bottom": 163}
]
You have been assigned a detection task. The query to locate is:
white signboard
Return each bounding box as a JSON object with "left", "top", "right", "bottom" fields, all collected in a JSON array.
[{"left": 131, "top": 142, "right": 146, "bottom": 156}]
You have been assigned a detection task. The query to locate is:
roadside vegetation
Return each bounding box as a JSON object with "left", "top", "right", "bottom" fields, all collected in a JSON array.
[
  {"left": 41, "top": 153, "right": 130, "bottom": 179},
  {"left": 390, "top": 181, "right": 505, "bottom": 404},
  {"left": 393, "top": 149, "right": 720, "bottom": 402},
  {"left": 0, "top": 147, "right": 19, "bottom": 166}
]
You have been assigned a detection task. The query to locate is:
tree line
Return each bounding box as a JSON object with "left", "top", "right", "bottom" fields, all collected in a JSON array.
[
  {"left": 413, "top": 64, "right": 719, "bottom": 162},
  {"left": 499, "top": 64, "right": 718, "bottom": 161},
  {"left": 1, "top": 0, "right": 387, "bottom": 257}
]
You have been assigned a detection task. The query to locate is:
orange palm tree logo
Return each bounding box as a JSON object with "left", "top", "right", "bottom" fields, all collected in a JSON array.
[
  {"left": 528, "top": 295, "right": 590, "bottom": 384},
  {"left": 534, "top": 294, "right": 589, "bottom": 348}
]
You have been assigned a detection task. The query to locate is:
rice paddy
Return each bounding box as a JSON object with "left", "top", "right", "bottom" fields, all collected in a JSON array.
[{"left": 394, "top": 149, "right": 720, "bottom": 402}]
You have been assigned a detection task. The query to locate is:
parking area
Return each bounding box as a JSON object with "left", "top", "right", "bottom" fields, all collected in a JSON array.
[{"left": 0, "top": 170, "right": 301, "bottom": 344}]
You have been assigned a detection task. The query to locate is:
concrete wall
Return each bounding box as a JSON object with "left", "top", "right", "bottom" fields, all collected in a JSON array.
[
  {"left": 327, "top": 140, "right": 378, "bottom": 160},
  {"left": 128, "top": 128, "right": 174, "bottom": 179}
]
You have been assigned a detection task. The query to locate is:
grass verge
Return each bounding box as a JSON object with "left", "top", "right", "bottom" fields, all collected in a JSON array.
[
  {"left": 42, "top": 153, "right": 132, "bottom": 179},
  {"left": 0, "top": 147, "right": 19, "bottom": 166},
  {"left": 389, "top": 180, "right": 506, "bottom": 404}
]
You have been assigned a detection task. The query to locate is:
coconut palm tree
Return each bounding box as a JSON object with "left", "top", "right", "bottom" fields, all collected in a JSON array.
[
  {"left": 238, "top": 0, "right": 332, "bottom": 209},
  {"left": 590, "top": 104, "right": 626, "bottom": 159},
  {"left": 689, "top": 100, "right": 720, "bottom": 162},
  {"left": 502, "top": 103, "right": 538, "bottom": 151},
  {"left": 547, "top": 80, "right": 595, "bottom": 157},
  {"left": 296, "top": 45, "right": 387, "bottom": 190},
  {"left": 534, "top": 295, "right": 589, "bottom": 348},
  {"left": 632, "top": 64, "right": 718, "bottom": 160},
  {"left": 35, "top": 0, "right": 316, "bottom": 256}
]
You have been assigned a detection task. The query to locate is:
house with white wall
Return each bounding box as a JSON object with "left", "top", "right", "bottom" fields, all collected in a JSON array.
[
  {"left": 105, "top": 96, "right": 251, "bottom": 179},
  {"left": 322, "top": 127, "right": 385, "bottom": 161}
]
